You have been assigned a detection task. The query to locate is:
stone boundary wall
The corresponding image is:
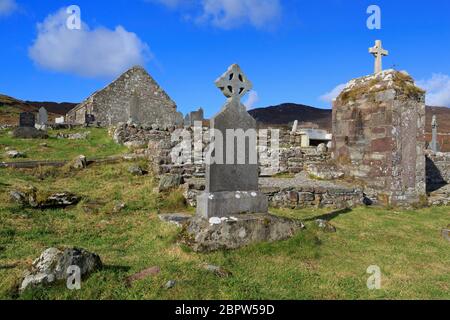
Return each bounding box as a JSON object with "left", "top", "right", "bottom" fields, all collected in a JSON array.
[
  {"left": 183, "top": 179, "right": 363, "bottom": 209},
  {"left": 112, "top": 124, "right": 332, "bottom": 179}
]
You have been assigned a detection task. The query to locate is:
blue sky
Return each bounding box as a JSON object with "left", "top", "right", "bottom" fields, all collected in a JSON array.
[{"left": 1, "top": 0, "right": 450, "bottom": 118}]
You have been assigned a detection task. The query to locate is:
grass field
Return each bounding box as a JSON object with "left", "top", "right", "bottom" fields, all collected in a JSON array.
[
  {"left": 0, "top": 127, "right": 127, "bottom": 162},
  {"left": 0, "top": 129, "right": 450, "bottom": 299},
  {"left": 0, "top": 161, "right": 449, "bottom": 300}
]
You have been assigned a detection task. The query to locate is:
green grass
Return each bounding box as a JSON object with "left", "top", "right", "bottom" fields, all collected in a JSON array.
[
  {"left": 0, "top": 128, "right": 127, "bottom": 162},
  {"left": 0, "top": 163, "right": 449, "bottom": 300}
]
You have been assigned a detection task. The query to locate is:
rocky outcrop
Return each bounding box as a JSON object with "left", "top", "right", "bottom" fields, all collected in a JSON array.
[
  {"left": 180, "top": 214, "right": 304, "bottom": 252},
  {"left": 20, "top": 247, "right": 102, "bottom": 292}
]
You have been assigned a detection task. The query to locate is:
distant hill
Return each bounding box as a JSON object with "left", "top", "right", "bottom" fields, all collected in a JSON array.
[
  {"left": 0, "top": 94, "right": 77, "bottom": 125},
  {"left": 249, "top": 103, "right": 332, "bottom": 130},
  {"left": 0, "top": 94, "right": 77, "bottom": 115}
]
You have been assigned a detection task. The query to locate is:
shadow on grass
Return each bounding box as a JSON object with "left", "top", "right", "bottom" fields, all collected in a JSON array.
[{"left": 304, "top": 208, "right": 352, "bottom": 222}]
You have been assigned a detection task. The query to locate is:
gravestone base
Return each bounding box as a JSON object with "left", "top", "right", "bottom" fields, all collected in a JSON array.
[
  {"left": 180, "top": 213, "right": 304, "bottom": 252},
  {"left": 196, "top": 191, "right": 268, "bottom": 219},
  {"left": 12, "top": 127, "right": 49, "bottom": 139}
]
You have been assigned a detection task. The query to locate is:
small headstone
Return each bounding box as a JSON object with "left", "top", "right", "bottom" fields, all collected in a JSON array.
[
  {"left": 19, "top": 112, "right": 35, "bottom": 128},
  {"left": 291, "top": 120, "right": 299, "bottom": 134},
  {"left": 431, "top": 115, "right": 439, "bottom": 153},
  {"left": 442, "top": 228, "right": 450, "bottom": 242},
  {"left": 190, "top": 108, "right": 204, "bottom": 124},
  {"left": 184, "top": 108, "right": 205, "bottom": 127},
  {"left": 184, "top": 114, "right": 191, "bottom": 127},
  {"left": 37, "top": 107, "right": 48, "bottom": 125}
]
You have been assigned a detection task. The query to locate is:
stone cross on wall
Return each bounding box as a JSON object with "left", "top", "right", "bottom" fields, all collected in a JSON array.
[
  {"left": 196, "top": 64, "right": 268, "bottom": 218},
  {"left": 369, "top": 40, "right": 389, "bottom": 74},
  {"left": 431, "top": 115, "right": 439, "bottom": 153}
]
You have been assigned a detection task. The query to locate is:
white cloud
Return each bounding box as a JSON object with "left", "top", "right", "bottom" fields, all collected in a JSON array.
[
  {"left": 417, "top": 74, "right": 450, "bottom": 107},
  {"left": 244, "top": 90, "right": 259, "bottom": 109},
  {"left": 29, "top": 8, "right": 152, "bottom": 78},
  {"left": 320, "top": 83, "right": 347, "bottom": 103},
  {"left": 199, "top": 0, "right": 281, "bottom": 29},
  {"left": 152, "top": 0, "right": 281, "bottom": 29},
  {"left": 0, "top": 0, "right": 17, "bottom": 16}
]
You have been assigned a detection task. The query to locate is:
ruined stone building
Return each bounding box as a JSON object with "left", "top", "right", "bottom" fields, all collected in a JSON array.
[
  {"left": 332, "top": 70, "right": 427, "bottom": 206},
  {"left": 66, "top": 66, "right": 183, "bottom": 128}
]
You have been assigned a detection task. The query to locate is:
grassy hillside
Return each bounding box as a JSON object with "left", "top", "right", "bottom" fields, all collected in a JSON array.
[
  {"left": 0, "top": 128, "right": 127, "bottom": 162},
  {"left": 0, "top": 126, "right": 449, "bottom": 300},
  {"left": 0, "top": 162, "right": 449, "bottom": 300}
]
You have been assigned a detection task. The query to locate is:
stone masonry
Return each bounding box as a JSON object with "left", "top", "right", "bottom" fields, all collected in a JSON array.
[
  {"left": 67, "top": 66, "right": 183, "bottom": 128},
  {"left": 332, "top": 70, "right": 427, "bottom": 206}
]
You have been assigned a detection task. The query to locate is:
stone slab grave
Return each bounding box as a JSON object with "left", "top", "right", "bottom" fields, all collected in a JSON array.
[
  {"left": 37, "top": 107, "right": 48, "bottom": 126},
  {"left": 431, "top": 115, "right": 440, "bottom": 153},
  {"left": 12, "top": 112, "right": 48, "bottom": 139},
  {"left": 179, "top": 64, "right": 304, "bottom": 252},
  {"left": 20, "top": 112, "right": 36, "bottom": 128}
]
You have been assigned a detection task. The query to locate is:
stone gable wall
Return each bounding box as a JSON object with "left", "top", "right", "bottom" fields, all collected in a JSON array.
[{"left": 67, "top": 66, "right": 183, "bottom": 128}]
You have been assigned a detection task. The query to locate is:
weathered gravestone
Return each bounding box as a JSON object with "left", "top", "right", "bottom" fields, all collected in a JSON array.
[
  {"left": 431, "top": 115, "right": 439, "bottom": 153},
  {"left": 14, "top": 112, "right": 48, "bottom": 139},
  {"left": 178, "top": 64, "right": 304, "bottom": 252},
  {"left": 196, "top": 64, "right": 268, "bottom": 218},
  {"left": 185, "top": 108, "right": 205, "bottom": 127},
  {"left": 37, "top": 107, "right": 48, "bottom": 125},
  {"left": 19, "top": 112, "right": 35, "bottom": 127},
  {"left": 291, "top": 120, "right": 299, "bottom": 134}
]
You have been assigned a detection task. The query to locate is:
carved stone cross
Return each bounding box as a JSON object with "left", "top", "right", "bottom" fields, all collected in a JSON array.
[
  {"left": 215, "top": 64, "right": 253, "bottom": 103},
  {"left": 369, "top": 40, "right": 389, "bottom": 74}
]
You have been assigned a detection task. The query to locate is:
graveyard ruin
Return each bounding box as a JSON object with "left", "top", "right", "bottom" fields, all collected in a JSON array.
[{"left": 66, "top": 66, "right": 184, "bottom": 128}]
